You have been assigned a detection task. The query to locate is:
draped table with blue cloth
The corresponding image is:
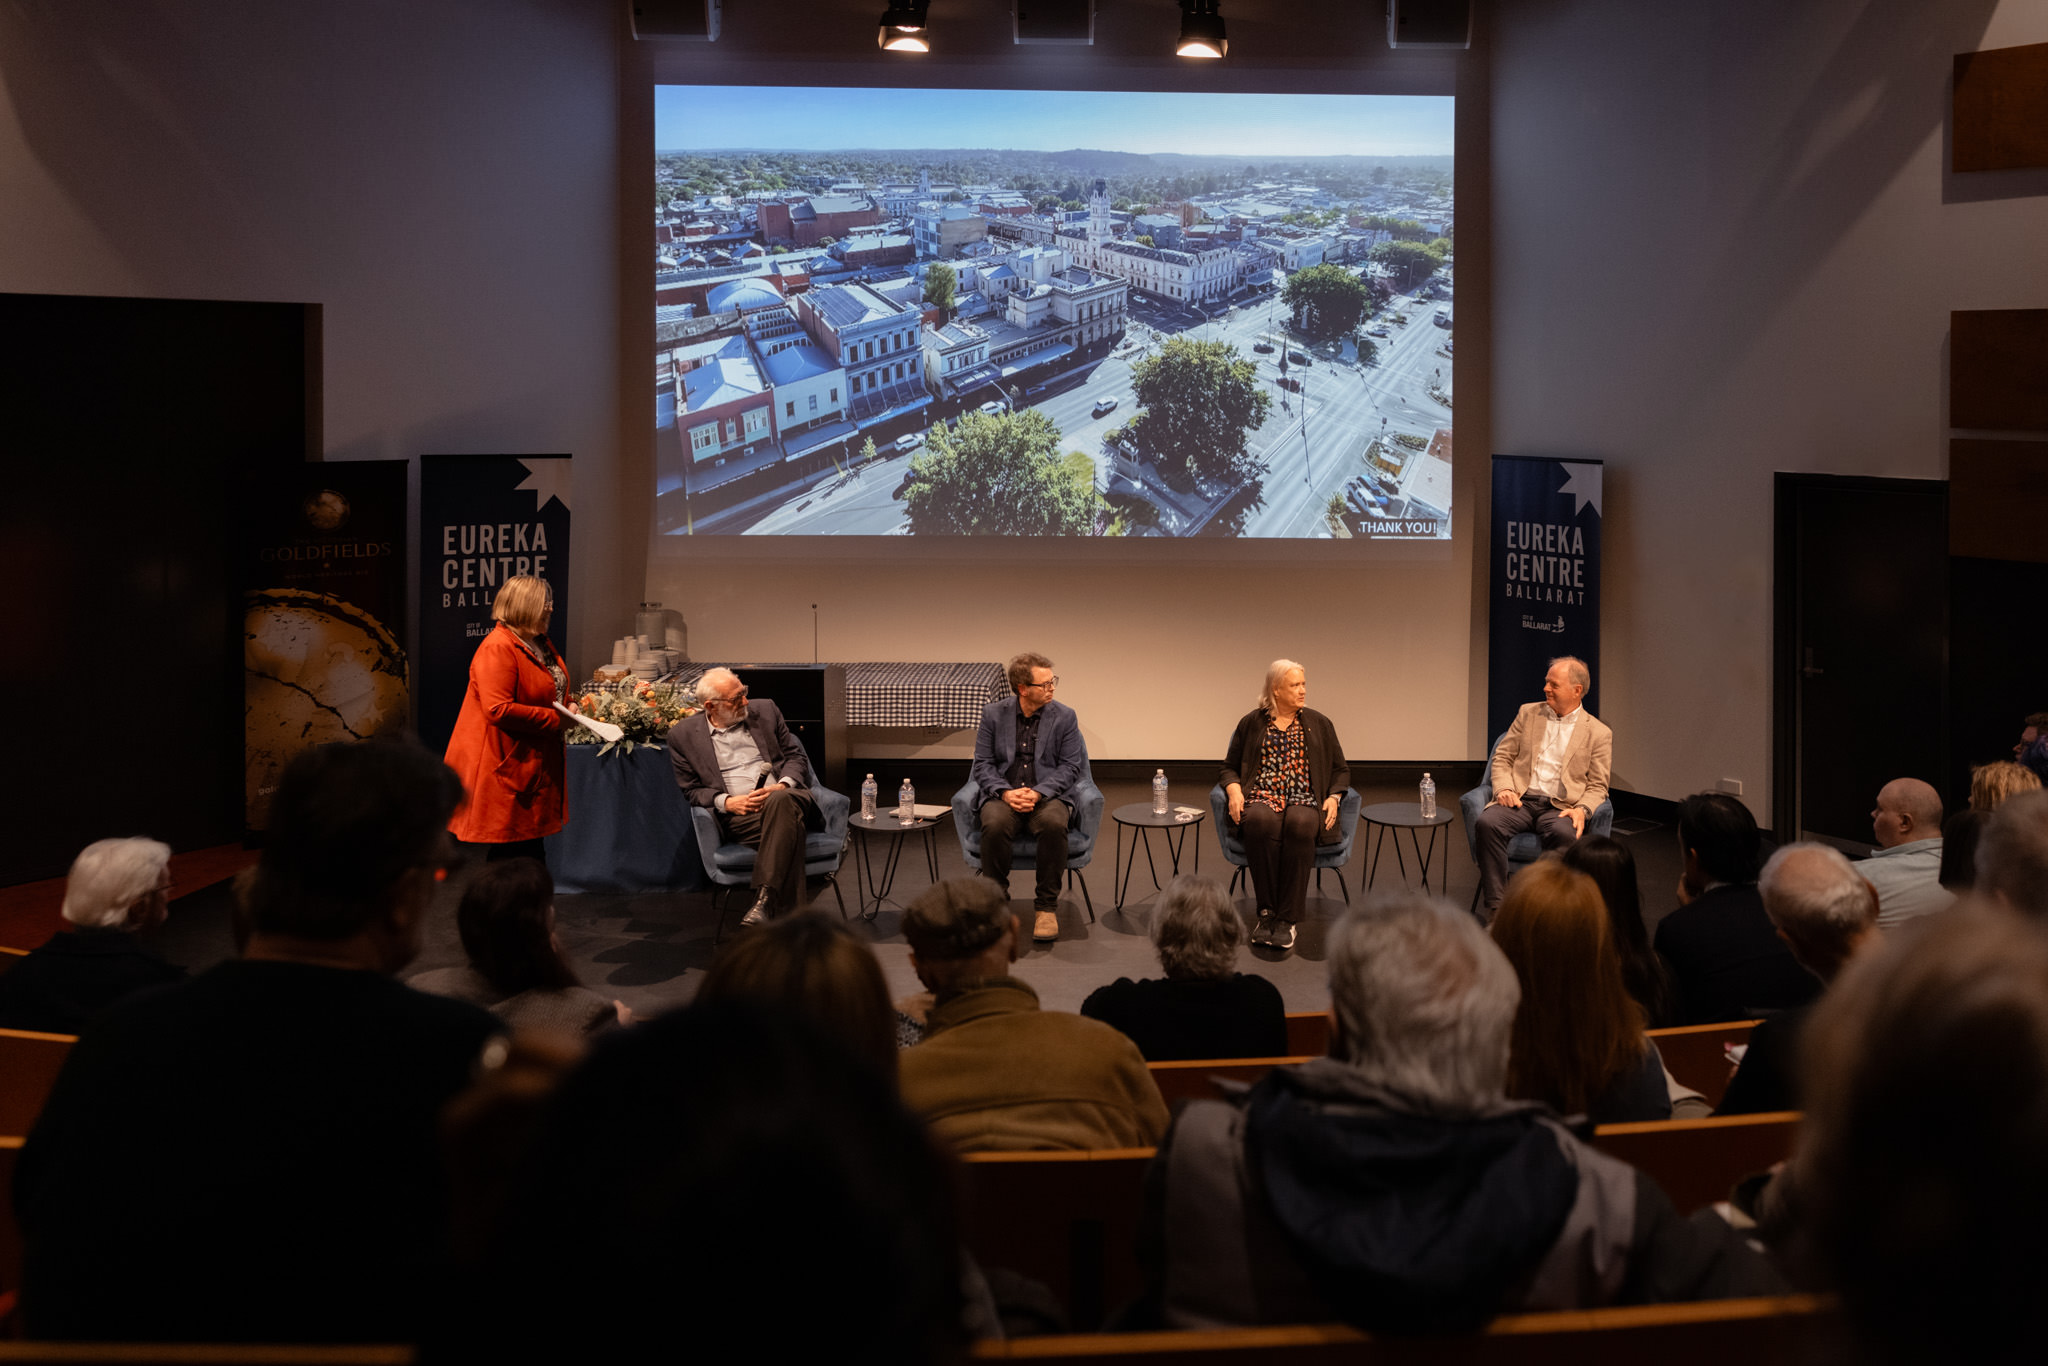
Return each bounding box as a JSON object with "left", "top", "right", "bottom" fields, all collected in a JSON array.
[
  {"left": 543, "top": 662, "right": 1005, "bottom": 894},
  {"left": 543, "top": 744, "right": 705, "bottom": 894}
]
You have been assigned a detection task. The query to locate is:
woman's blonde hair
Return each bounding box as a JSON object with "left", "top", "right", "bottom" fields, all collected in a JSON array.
[
  {"left": 1971, "top": 760, "right": 2042, "bottom": 814},
  {"left": 1258, "top": 658, "right": 1305, "bottom": 713},
  {"left": 492, "top": 574, "right": 554, "bottom": 632}
]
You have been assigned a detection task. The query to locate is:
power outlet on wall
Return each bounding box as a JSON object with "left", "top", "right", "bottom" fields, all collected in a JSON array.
[{"left": 1718, "top": 777, "right": 1744, "bottom": 796}]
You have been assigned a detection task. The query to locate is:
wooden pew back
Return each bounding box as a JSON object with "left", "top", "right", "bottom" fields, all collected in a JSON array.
[
  {"left": 958, "top": 1148, "right": 1156, "bottom": 1331},
  {"left": 1591, "top": 1111, "right": 1798, "bottom": 1214},
  {"left": 1283, "top": 1011, "right": 1328, "bottom": 1058},
  {"left": 969, "top": 1295, "right": 1837, "bottom": 1363},
  {"left": 1646, "top": 1020, "right": 1759, "bottom": 1109},
  {"left": 1146, "top": 1057, "right": 1308, "bottom": 1111},
  {"left": 0, "top": 1028, "right": 76, "bottom": 1136}
]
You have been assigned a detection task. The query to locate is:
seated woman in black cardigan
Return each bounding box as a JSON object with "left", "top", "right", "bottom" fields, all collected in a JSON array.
[
  {"left": 1221, "top": 658, "right": 1350, "bottom": 953},
  {"left": 1082, "top": 875, "right": 1287, "bottom": 1061}
]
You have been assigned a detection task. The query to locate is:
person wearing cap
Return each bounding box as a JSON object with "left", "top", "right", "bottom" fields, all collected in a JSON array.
[{"left": 895, "top": 877, "right": 1168, "bottom": 1152}]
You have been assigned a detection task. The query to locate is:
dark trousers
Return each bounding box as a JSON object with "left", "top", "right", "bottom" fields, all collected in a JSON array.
[
  {"left": 978, "top": 797, "right": 1071, "bottom": 907},
  {"left": 482, "top": 839, "right": 547, "bottom": 867},
  {"left": 1240, "top": 801, "right": 1320, "bottom": 924},
  {"left": 1475, "top": 793, "right": 1581, "bottom": 916},
  {"left": 722, "top": 786, "right": 819, "bottom": 912}
]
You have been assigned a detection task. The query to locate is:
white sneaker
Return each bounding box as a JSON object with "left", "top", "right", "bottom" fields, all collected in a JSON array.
[
  {"left": 1270, "top": 920, "right": 1297, "bottom": 951},
  {"left": 1251, "top": 912, "right": 1275, "bottom": 946}
]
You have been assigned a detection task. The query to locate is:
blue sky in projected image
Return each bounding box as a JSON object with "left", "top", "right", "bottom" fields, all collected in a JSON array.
[{"left": 656, "top": 87, "right": 1453, "bottom": 158}]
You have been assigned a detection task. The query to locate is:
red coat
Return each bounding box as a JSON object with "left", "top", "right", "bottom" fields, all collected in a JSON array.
[{"left": 443, "top": 624, "right": 570, "bottom": 844}]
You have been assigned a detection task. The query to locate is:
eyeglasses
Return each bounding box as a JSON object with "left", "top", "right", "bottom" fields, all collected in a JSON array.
[
  {"left": 1025, "top": 676, "right": 1059, "bottom": 691},
  {"left": 714, "top": 688, "right": 749, "bottom": 706}
]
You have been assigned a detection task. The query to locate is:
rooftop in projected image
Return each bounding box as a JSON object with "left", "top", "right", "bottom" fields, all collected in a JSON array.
[{"left": 654, "top": 84, "right": 1453, "bottom": 540}]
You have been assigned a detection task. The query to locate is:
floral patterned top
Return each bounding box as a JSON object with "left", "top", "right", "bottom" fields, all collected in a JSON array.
[{"left": 1248, "top": 717, "right": 1314, "bottom": 813}]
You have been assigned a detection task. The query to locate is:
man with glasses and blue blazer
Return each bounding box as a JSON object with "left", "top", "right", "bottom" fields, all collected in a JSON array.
[{"left": 972, "top": 652, "right": 1088, "bottom": 943}]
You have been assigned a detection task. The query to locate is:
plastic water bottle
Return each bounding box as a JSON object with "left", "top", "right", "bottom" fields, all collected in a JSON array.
[
  {"left": 860, "top": 773, "right": 878, "bottom": 822},
  {"left": 1419, "top": 772, "right": 1436, "bottom": 821},
  {"left": 1152, "top": 769, "right": 1170, "bottom": 815},
  {"left": 898, "top": 778, "right": 916, "bottom": 823}
]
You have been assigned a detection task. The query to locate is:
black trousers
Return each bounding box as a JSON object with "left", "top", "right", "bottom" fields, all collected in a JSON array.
[
  {"left": 1474, "top": 793, "right": 1580, "bottom": 916},
  {"left": 978, "top": 797, "right": 1071, "bottom": 907},
  {"left": 482, "top": 839, "right": 547, "bottom": 867},
  {"left": 1240, "top": 801, "right": 1320, "bottom": 924},
  {"left": 722, "top": 786, "right": 819, "bottom": 911}
]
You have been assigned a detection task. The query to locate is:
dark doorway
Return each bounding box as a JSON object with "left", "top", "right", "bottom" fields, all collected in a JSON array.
[
  {"left": 1774, "top": 475, "right": 1949, "bottom": 846},
  {"left": 0, "top": 293, "right": 312, "bottom": 886}
]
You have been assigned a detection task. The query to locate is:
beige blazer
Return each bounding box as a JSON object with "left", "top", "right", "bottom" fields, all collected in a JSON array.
[{"left": 1488, "top": 701, "right": 1613, "bottom": 815}]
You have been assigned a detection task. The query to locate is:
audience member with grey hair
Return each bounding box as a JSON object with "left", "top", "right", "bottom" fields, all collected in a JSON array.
[
  {"left": 0, "top": 837, "right": 185, "bottom": 1034},
  {"left": 1148, "top": 891, "right": 1782, "bottom": 1333},
  {"left": 1081, "top": 876, "right": 1286, "bottom": 1061},
  {"left": 896, "top": 877, "right": 1167, "bottom": 1152},
  {"left": 1976, "top": 788, "right": 2048, "bottom": 918},
  {"left": 1717, "top": 843, "right": 1880, "bottom": 1116},
  {"left": 1792, "top": 901, "right": 2048, "bottom": 1363}
]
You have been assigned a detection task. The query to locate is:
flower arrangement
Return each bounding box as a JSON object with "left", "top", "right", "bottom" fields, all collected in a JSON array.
[{"left": 565, "top": 680, "right": 698, "bottom": 755}]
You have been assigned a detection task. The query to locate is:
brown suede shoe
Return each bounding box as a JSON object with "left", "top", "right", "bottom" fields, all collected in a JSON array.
[{"left": 1032, "top": 909, "right": 1060, "bottom": 942}]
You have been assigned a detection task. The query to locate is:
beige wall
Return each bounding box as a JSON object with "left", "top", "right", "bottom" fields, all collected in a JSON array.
[
  {"left": 18, "top": 2, "right": 2036, "bottom": 791},
  {"left": 0, "top": 0, "right": 631, "bottom": 682},
  {"left": 1490, "top": 0, "right": 2048, "bottom": 812}
]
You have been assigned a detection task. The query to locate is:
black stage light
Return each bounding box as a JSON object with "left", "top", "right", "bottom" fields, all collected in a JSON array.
[
  {"left": 879, "top": 0, "right": 931, "bottom": 51},
  {"left": 1176, "top": 0, "right": 1227, "bottom": 58}
]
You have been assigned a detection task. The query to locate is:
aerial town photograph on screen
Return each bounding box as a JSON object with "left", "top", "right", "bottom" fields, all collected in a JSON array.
[{"left": 654, "top": 87, "right": 1454, "bottom": 539}]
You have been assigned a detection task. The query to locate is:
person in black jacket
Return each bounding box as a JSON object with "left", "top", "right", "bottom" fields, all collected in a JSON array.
[
  {"left": 1652, "top": 793, "right": 1818, "bottom": 1025},
  {"left": 1146, "top": 892, "right": 1785, "bottom": 1333},
  {"left": 0, "top": 837, "right": 184, "bottom": 1034},
  {"left": 1717, "top": 842, "right": 1878, "bottom": 1115},
  {"left": 16, "top": 739, "right": 500, "bottom": 1344},
  {"left": 1220, "top": 659, "right": 1349, "bottom": 953},
  {"left": 1082, "top": 875, "right": 1287, "bottom": 1061}
]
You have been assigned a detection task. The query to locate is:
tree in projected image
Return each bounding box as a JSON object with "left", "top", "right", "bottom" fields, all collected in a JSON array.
[
  {"left": 1119, "top": 337, "right": 1272, "bottom": 492},
  {"left": 1284, "top": 265, "right": 1370, "bottom": 344},
  {"left": 1369, "top": 240, "right": 1446, "bottom": 291},
  {"left": 901, "top": 410, "right": 1099, "bottom": 536},
  {"left": 923, "top": 263, "right": 957, "bottom": 314}
]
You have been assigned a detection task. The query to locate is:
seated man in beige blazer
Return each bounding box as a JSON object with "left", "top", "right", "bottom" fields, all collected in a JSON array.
[{"left": 1476, "top": 656, "right": 1613, "bottom": 918}]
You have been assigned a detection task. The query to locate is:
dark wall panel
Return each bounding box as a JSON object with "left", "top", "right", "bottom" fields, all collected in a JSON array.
[
  {"left": 1950, "top": 555, "right": 2048, "bottom": 802},
  {"left": 0, "top": 293, "right": 310, "bottom": 886},
  {"left": 1953, "top": 41, "right": 2048, "bottom": 173}
]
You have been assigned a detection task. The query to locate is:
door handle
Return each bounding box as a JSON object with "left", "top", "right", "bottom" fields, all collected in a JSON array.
[{"left": 1802, "top": 647, "right": 1824, "bottom": 678}]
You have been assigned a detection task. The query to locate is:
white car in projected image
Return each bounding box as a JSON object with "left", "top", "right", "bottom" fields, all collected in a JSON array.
[{"left": 652, "top": 84, "right": 1452, "bottom": 542}]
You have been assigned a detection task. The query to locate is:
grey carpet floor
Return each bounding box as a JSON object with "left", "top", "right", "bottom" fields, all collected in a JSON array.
[{"left": 148, "top": 778, "right": 1683, "bottom": 1021}]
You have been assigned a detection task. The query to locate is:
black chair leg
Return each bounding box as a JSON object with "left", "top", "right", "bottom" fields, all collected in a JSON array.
[{"left": 1070, "top": 868, "right": 1095, "bottom": 922}]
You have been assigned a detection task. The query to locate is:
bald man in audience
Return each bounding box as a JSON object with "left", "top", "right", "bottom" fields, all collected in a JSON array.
[
  {"left": 1716, "top": 843, "right": 1879, "bottom": 1115},
  {"left": 1976, "top": 788, "right": 2048, "bottom": 919},
  {"left": 1859, "top": 778, "right": 1952, "bottom": 929}
]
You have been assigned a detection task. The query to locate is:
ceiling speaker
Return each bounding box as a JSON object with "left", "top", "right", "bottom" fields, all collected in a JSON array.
[
  {"left": 629, "top": 0, "right": 721, "bottom": 40},
  {"left": 1014, "top": 0, "right": 1095, "bottom": 45},
  {"left": 1386, "top": 0, "right": 1470, "bottom": 49}
]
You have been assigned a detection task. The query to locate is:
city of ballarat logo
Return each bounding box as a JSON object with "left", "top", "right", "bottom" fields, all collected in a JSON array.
[
  {"left": 303, "top": 489, "right": 351, "bottom": 531},
  {"left": 1519, "top": 613, "right": 1567, "bottom": 634}
]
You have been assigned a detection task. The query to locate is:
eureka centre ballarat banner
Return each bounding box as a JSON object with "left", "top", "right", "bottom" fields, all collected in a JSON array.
[
  {"left": 1487, "top": 455, "right": 1602, "bottom": 743},
  {"left": 242, "top": 461, "right": 411, "bottom": 831},
  {"left": 419, "top": 454, "right": 573, "bottom": 754}
]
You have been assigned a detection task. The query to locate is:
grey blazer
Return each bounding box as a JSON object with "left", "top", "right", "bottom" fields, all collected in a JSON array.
[{"left": 665, "top": 698, "right": 824, "bottom": 829}]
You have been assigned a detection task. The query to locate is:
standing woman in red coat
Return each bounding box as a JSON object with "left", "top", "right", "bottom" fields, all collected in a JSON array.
[{"left": 444, "top": 575, "right": 577, "bottom": 865}]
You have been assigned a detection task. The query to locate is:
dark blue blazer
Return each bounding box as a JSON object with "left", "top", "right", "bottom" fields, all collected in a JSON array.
[{"left": 970, "top": 696, "right": 1086, "bottom": 806}]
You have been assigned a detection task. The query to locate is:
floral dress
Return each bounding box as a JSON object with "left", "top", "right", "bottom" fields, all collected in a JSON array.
[{"left": 1247, "top": 718, "right": 1314, "bottom": 814}]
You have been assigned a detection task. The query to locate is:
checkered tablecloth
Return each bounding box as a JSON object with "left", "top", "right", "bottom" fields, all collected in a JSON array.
[
  {"left": 651, "top": 661, "right": 1005, "bottom": 730},
  {"left": 842, "top": 661, "right": 1006, "bottom": 728}
]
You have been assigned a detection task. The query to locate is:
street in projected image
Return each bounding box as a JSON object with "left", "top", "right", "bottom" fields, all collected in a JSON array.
[{"left": 654, "top": 86, "right": 1454, "bottom": 538}]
